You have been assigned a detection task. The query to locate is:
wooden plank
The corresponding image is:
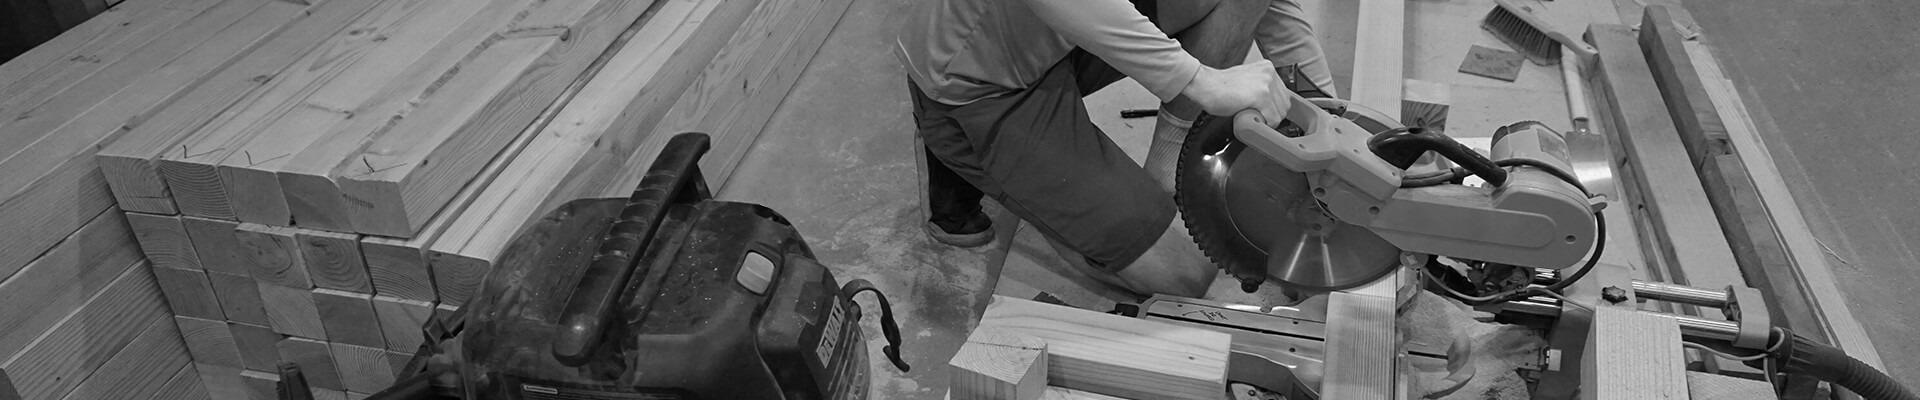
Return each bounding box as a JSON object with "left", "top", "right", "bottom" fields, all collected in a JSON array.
[
  {"left": 0, "top": 262, "right": 169, "bottom": 400},
  {"left": 425, "top": 0, "right": 727, "bottom": 306},
  {"left": 195, "top": 364, "right": 249, "bottom": 400},
  {"left": 1320, "top": 291, "right": 1398, "bottom": 400},
  {"left": 181, "top": 216, "right": 250, "bottom": 275},
  {"left": 300, "top": 230, "right": 373, "bottom": 293},
  {"left": 258, "top": 282, "right": 327, "bottom": 340},
  {"left": 1685, "top": 40, "right": 1883, "bottom": 369},
  {"left": 206, "top": 270, "right": 270, "bottom": 326},
  {"left": 59, "top": 314, "right": 192, "bottom": 400},
  {"left": 0, "top": 0, "right": 217, "bottom": 124},
  {"left": 977, "top": 295, "right": 1228, "bottom": 399},
  {"left": 950, "top": 326, "right": 1048, "bottom": 400},
  {"left": 1347, "top": 0, "right": 1404, "bottom": 116},
  {"left": 235, "top": 223, "right": 313, "bottom": 289},
  {"left": 226, "top": 322, "right": 283, "bottom": 373},
  {"left": 0, "top": 156, "right": 113, "bottom": 285},
  {"left": 126, "top": 212, "right": 203, "bottom": 270},
  {"left": 0, "top": 0, "right": 163, "bottom": 89},
  {"left": 175, "top": 316, "right": 243, "bottom": 368},
  {"left": 96, "top": 0, "right": 389, "bottom": 215},
  {"left": 335, "top": 0, "right": 662, "bottom": 237},
  {"left": 277, "top": 336, "right": 343, "bottom": 391},
  {"left": 696, "top": 0, "right": 853, "bottom": 186},
  {"left": 272, "top": 0, "right": 546, "bottom": 232},
  {"left": 0, "top": 209, "right": 142, "bottom": 356},
  {"left": 153, "top": 265, "right": 226, "bottom": 320},
  {"left": 154, "top": 0, "right": 428, "bottom": 220},
  {"left": 1585, "top": 24, "right": 1745, "bottom": 315},
  {"left": 1586, "top": 307, "right": 1687, "bottom": 399},
  {"left": 362, "top": 235, "right": 439, "bottom": 303},
  {"left": 370, "top": 295, "right": 434, "bottom": 352},
  {"left": 239, "top": 369, "right": 277, "bottom": 400},
  {"left": 152, "top": 363, "right": 212, "bottom": 400},
  {"left": 314, "top": 288, "right": 385, "bottom": 348},
  {"left": 216, "top": 0, "right": 516, "bottom": 226},
  {"left": 329, "top": 343, "right": 394, "bottom": 394},
  {"left": 1636, "top": 5, "right": 1825, "bottom": 344},
  {"left": 0, "top": 0, "right": 305, "bottom": 203}
]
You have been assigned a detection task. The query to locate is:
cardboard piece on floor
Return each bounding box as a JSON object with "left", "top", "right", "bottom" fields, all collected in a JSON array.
[{"left": 1459, "top": 44, "right": 1525, "bottom": 82}]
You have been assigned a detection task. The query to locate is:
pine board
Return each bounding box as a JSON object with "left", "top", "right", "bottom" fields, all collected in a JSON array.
[
  {"left": 235, "top": 223, "right": 313, "bottom": 289},
  {"left": 227, "top": 322, "right": 283, "bottom": 373},
  {"left": 206, "top": 270, "right": 270, "bottom": 326},
  {"left": 126, "top": 212, "right": 204, "bottom": 270},
  {"left": 152, "top": 363, "right": 212, "bottom": 400},
  {"left": 313, "top": 288, "right": 385, "bottom": 348},
  {"left": 300, "top": 229, "right": 373, "bottom": 293},
  {"left": 195, "top": 364, "right": 249, "bottom": 400},
  {"left": 0, "top": 0, "right": 219, "bottom": 125},
  {"left": 0, "top": 263, "right": 168, "bottom": 400},
  {"left": 277, "top": 336, "right": 344, "bottom": 391},
  {"left": 1348, "top": 0, "right": 1404, "bottom": 115},
  {"left": 58, "top": 314, "right": 192, "bottom": 400},
  {"left": 153, "top": 265, "right": 226, "bottom": 320},
  {"left": 977, "top": 296, "right": 1229, "bottom": 399},
  {"left": 258, "top": 281, "right": 327, "bottom": 340},
  {"left": 329, "top": 342, "right": 395, "bottom": 394},
  {"left": 0, "top": 0, "right": 161, "bottom": 92},
  {"left": 370, "top": 295, "right": 433, "bottom": 352},
  {"left": 180, "top": 216, "right": 250, "bottom": 275},
  {"left": 0, "top": 209, "right": 142, "bottom": 356},
  {"left": 175, "top": 316, "right": 243, "bottom": 368}
]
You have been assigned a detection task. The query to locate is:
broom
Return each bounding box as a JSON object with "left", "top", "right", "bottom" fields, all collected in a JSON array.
[{"left": 1482, "top": 0, "right": 1598, "bottom": 65}]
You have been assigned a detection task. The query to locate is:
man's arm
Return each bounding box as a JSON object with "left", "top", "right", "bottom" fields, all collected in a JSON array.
[{"left": 1025, "top": 0, "right": 1287, "bottom": 122}]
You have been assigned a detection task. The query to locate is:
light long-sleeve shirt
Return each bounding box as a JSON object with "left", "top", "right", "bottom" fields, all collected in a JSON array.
[{"left": 895, "top": 0, "right": 1206, "bottom": 106}]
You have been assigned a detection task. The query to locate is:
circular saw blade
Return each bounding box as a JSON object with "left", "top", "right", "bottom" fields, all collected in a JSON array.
[{"left": 1177, "top": 101, "right": 1403, "bottom": 292}]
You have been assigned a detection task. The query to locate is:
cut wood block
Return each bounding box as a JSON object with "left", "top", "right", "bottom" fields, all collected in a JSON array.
[
  {"left": 97, "top": 0, "right": 390, "bottom": 215},
  {"left": 336, "top": 0, "right": 663, "bottom": 237},
  {"left": 0, "top": 263, "right": 169, "bottom": 400},
  {"left": 217, "top": 0, "right": 520, "bottom": 226},
  {"left": 196, "top": 364, "right": 249, "bottom": 400},
  {"left": 278, "top": 336, "right": 344, "bottom": 391},
  {"left": 425, "top": 0, "right": 735, "bottom": 307},
  {"left": 153, "top": 363, "right": 211, "bottom": 400},
  {"left": 235, "top": 223, "right": 313, "bottom": 289},
  {"left": 1587, "top": 306, "right": 1687, "bottom": 398},
  {"left": 978, "top": 295, "right": 1229, "bottom": 399},
  {"left": 1348, "top": 0, "right": 1404, "bottom": 116},
  {"left": 330, "top": 342, "right": 395, "bottom": 394},
  {"left": 240, "top": 369, "right": 278, "bottom": 400},
  {"left": 0, "top": 0, "right": 309, "bottom": 211},
  {"left": 175, "top": 316, "right": 243, "bottom": 368},
  {"left": 314, "top": 288, "right": 386, "bottom": 348},
  {"left": 126, "top": 212, "right": 203, "bottom": 270},
  {"left": 371, "top": 295, "right": 435, "bottom": 352},
  {"left": 227, "top": 322, "right": 284, "bottom": 373},
  {"left": 1400, "top": 79, "right": 1450, "bottom": 132},
  {"left": 206, "top": 270, "right": 270, "bottom": 325},
  {"left": 0, "top": 209, "right": 141, "bottom": 356},
  {"left": 181, "top": 216, "right": 250, "bottom": 275},
  {"left": 300, "top": 230, "right": 373, "bottom": 293},
  {"left": 950, "top": 326, "right": 1048, "bottom": 400},
  {"left": 258, "top": 282, "right": 327, "bottom": 340},
  {"left": 59, "top": 314, "right": 192, "bottom": 400},
  {"left": 273, "top": 0, "right": 545, "bottom": 233},
  {"left": 154, "top": 265, "right": 226, "bottom": 320}
]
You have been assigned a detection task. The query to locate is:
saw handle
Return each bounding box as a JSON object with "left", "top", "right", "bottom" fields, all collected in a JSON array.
[
  {"left": 1366, "top": 127, "right": 1507, "bottom": 186},
  {"left": 552, "top": 133, "right": 713, "bottom": 366}
]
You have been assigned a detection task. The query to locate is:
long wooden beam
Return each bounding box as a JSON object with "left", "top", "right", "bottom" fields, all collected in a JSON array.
[
  {"left": 0, "top": 209, "right": 143, "bottom": 356},
  {"left": 0, "top": 261, "right": 169, "bottom": 400}
]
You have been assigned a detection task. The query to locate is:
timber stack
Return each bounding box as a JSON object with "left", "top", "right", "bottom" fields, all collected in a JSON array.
[{"left": 0, "top": 0, "right": 853, "bottom": 397}]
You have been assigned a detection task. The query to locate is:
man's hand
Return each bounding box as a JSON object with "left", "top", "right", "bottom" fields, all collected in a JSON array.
[{"left": 1180, "top": 59, "right": 1290, "bottom": 123}]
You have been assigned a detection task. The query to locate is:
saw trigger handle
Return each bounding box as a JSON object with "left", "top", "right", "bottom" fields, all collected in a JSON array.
[
  {"left": 553, "top": 133, "right": 713, "bottom": 366},
  {"left": 1366, "top": 127, "right": 1507, "bottom": 186}
]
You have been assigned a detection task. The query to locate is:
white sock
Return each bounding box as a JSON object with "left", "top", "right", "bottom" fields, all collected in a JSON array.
[{"left": 1144, "top": 112, "right": 1193, "bottom": 193}]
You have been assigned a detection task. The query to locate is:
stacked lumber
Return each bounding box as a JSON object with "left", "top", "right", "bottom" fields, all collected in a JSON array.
[
  {"left": 0, "top": 0, "right": 851, "bottom": 396},
  {"left": 949, "top": 296, "right": 1233, "bottom": 400},
  {"left": 0, "top": 0, "right": 117, "bottom": 63}
]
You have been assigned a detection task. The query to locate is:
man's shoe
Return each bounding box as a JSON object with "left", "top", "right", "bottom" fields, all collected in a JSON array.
[{"left": 925, "top": 212, "right": 994, "bottom": 248}]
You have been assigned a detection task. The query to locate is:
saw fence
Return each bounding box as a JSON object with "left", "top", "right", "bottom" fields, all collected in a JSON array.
[{"left": 0, "top": 0, "right": 852, "bottom": 397}]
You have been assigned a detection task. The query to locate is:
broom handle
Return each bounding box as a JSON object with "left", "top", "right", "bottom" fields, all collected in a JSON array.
[{"left": 1561, "top": 48, "right": 1590, "bottom": 130}]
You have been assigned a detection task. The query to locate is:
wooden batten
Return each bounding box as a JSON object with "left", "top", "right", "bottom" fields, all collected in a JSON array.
[
  {"left": 0, "top": 262, "right": 169, "bottom": 400},
  {"left": 174, "top": 316, "right": 244, "bottom": 368},
  {"left": 977, "top": 296, "right": 1229, "bottom": 399},
  {"left": 300, "top": 229, "right": 374, "bottom": 293},
  {"left": 125, "top": 212, "right": 204, "bottom": 270},
  {"left": 205, "top": 270, "right": 270, "bottom": 326},
  {"left": 370, "top": 295, "right": 434, "bottom": 352},
  {"left": 313, "top": 288, "right": 385, "bottom": 348},
  {"left": 278, "top": 336, "right": 344, "bottom": 391},
  {"left": 152, "top": 265, "right": 226, "bottom": 320},
  {"left": 58, "top": 314, "right": 192, "bottom": 400},
  {"left": 235, "top": 222, "right": 314, "bottom": 289},
  {"left": 0, "top": 209, "right": 142, "bottom": 356}
]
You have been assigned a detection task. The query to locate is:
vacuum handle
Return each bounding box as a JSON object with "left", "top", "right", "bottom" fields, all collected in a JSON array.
[{"left": 552, "top": 133, "right": 713, "bottom": 365}]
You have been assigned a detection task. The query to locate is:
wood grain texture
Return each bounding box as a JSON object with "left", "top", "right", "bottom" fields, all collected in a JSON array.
[
  {"left": 196, "top": 364, "right": 250, "bottom": 400},
  {"left": 698, "top": 0, "right": 853, "bottom": 186},
  {"left": 152, "top": 363, "right": 212, "bottom": 400},
  {"left": 0, "top": 263, "right": 168, "bottom": 400},
  {"left": 1320, "top": 291, "right": 1397, "bottom": 400},
  {"left": 239, "top": 369, "right": 278, "bottom": 400},
  {"left": 277, "top": 336, "right": 344, "bottom": 391},
  {"left": 258, "top": 281, "right": 327, "bottom": 340},
  {"left": 0, "top": 0, "right": 216, "bottom": 125},
  {"left": 1347, "top": 0, "right": 1403, "bottom": 116},
  {"left": 126, "top": 212, "right": 203, "bottom": 270},
  {"left": 0, "top": 0, "right": 162, "bottom": 93},
  {"left": 336, "top": 0, "right": 658, "bottom": 237},
  {"left": 274, "top": 0, "right": 543, "bottom": 233},
  {"left": 0, "top": 130, "right": 116, "bottom": 292},
  {"left": 300, "top": 230, "right": 373, "bottom": 293},
  {"left": 1587, "top": 306, "right": 1687, "bottom": 399},
  {"left": 59, "top": 314, "right": 192, "bottom": 400},
  {"left": 227, "top": 322, "right": 283, "bottom": 372},
  {"left": 205, "top": 270, "right": 270, "bottom": 325},
  {"left": 181, "top": 216, "right": 250, "bottom": 275},
  {"left": 217, "top": 0, "right": 502, "bottom": 226},
  {"left": 313, "top": 288, "right": 385, "bottom": 348},
  {"left": 1637, "top": 6, "right": 1826, "bottom": 347},
  {"left": 978, "top": 295, "right": 1228, "bottom": 399},
  {"left": 175, "top": 316, "right": 243, "bottom": 368},
  {"left": 1685, "top": 40, "right": 1881, "bottom": 369},
  {"left": 0, "top": 210, "right": 141, "bottom": 356},
  {"left": 950, "top": 326, "right": 1048, "bottom": 400},
  {"left": 235, "top": 223, "right": 313, "bottom": 289},
  {"left": 153, "top": 265, "right": 226, "bottom": 320},
  {"left": 370, "top": 295, "right": 434, "bottom": 352},
  {"left": 329, "top": 342, "right": 395, "bottom": 394},
  {"left": 362, "top": 236, "right": 438, "bottom": 302},
  {"left": 97, "top": 0, "right": 387, "bottom": 215},
  {"left": 1586, "top": 24, "right": 1744, "bottom": 315}
]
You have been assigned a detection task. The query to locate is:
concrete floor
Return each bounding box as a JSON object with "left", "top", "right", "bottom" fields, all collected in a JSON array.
[{"left": 1682, "top": 0, "right": 1920, "bottom": 389}]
